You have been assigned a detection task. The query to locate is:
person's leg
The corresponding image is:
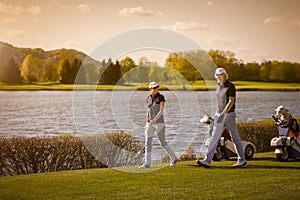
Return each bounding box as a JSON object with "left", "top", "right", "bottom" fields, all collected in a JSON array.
[
  {"left": 203, "top": 113, "right": 225, "bottom": 164},
  {"left": 143, "top": 123, "right": 154, "bottom": 167},
  {"left": 156, "top": 123, "right": 177, "bottom": 164},
  {"left": 224, "top": 112, "right": 245, "bottom": 163}
]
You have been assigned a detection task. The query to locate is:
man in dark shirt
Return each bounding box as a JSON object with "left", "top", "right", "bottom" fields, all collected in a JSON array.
[
  {"left": 197, "top": 68, "right": 246, "bottom": 168},
  {"left": 139, "top": 82, "right": 178, "bottom": 168}
]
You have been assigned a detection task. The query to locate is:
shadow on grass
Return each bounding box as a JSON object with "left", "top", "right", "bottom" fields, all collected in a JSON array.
[
  {"left": 188, "top": 158, "right": 300, "bottom": 170},
  {"left": 188, "top": 164, "right": 300, "bottom": 170},
  {"left": 207, "top": 156, "right": 300, "bottom": 162},
  {"left": 244, "top": 164, "right": 300, "bottom": 169},
  {"left": 248, "top": 157, "right": 275, "bottom": 161},
  {"left": 224, "top": 157, "right": 283, "bottom": 161}
]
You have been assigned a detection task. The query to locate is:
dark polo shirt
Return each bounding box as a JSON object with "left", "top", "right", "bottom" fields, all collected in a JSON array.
[
  {"left": 216, "top": 80, "right": 236, "bottom": 113},
  {"left": 147, "top": 92, "right": 165, "bottom": 123}
]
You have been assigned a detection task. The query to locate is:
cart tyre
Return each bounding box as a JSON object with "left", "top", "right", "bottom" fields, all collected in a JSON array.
[
  {"left": 212, "top": 147, "right": 223, "bottom": 161},
  {"left": 276, "top": 148, "right": 289, "bottom": 162},
  {"left": 245, "top": 144, "right": 255, "bottom": 159}
]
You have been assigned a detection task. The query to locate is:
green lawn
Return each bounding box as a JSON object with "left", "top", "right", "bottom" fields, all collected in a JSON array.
[
  {"left": 1, "top": 152, "right": 300, "bottom": 199},
  {"left": 0, "top": 83, "right": 143, "bottom": 91},
  {"left": 233, "top": 81, "right": 300, "bottom": 91},
  {"left": 1, "top": 81, "right": 300, "bottom": 91}
]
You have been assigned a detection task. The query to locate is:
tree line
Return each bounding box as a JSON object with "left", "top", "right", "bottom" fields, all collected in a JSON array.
[{"left": 0, "top": 49, "right": 299, "bottom": 84}]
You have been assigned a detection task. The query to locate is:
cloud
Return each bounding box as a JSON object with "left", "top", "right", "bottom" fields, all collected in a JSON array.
[
  {"left": 77, "top": 4, "right": 94, "bottom": 12},
  {"left": 118, "top": 6, "right": 162, "bottom": 17},
  {"left": 206, "top": 35, "right": 239, "bottom": 47},
  {"left": 264, "top": 16, "right": 300, "bottom": 28},
  {"left": 206, "top": 1, "right": 213, "bottom": 6},
  {"left": 3, "top": 29, "right": 26, "bottom": 39},
  {"left": 1, "top": 18, "right": 15, "bottom": 23},
  {"left": 26, "top": 5, "right": 43, "bottom": 15},
  {"left": 264, "top": 16, "right": 284, "bottom": 24},
  {"left": 166, "top": 21, "right": 212, "bottom": 32},
  {"left": 33, "top": 18, "right": 40, "bottom": 23},
  {"left": 36, "top": 35, "right": 48, "bottom": 41},
  {"left": 229, "top": 46, "right": 270, "bottom": 63},
  {"left": 65, "top": 40, "right": 79, "bottom": 46},
  {"left": 0, "top": 2, "right": 43, "bottom": 15},
  {"left": 60, "top": 4, "right": 72, "bottom": 9},
  {"left": 289, "top": 20, "right": 300, "bottom": 28}
]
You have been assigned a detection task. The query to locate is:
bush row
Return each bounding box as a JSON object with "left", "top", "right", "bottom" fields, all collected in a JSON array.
[
  {"left": 0, "top": 120, "right": 285, "bottom": 176},
  {"left": 0, "top": 131, "right": 144, "bottom": 176},
  {"left": 237, "top": 119, "right": 278, "bottom": 153}
]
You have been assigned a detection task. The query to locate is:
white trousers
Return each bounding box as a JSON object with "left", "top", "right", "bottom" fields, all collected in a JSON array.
[{"left": 143, "top": 123, "right": 176, "bottom": 165}]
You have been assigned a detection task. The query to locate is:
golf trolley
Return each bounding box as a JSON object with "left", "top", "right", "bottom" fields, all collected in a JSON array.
[
  {"left": 270, "top": 115, "right": 300, "bottom": 162},
  {"left": 200, "top": 115, "right": 255, "bottom": 161}
]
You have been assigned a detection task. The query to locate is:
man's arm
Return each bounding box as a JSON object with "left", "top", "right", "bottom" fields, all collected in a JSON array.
[{"left": 222, "top": 96, "right": 235, "bottom": 115}]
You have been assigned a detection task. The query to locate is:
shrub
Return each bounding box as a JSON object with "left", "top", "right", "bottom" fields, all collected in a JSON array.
[
  {"left": 81, "top": 131, "right": 144, "bottom": 168},
  {"left": 179, "top": 145, "right": 196, "bottom": 161},
  {"left": 0, "top": 131, "right": 143, "bottom": 176},
  {"left": 237, "top": 119, "right": 278, "bottom": 153}
]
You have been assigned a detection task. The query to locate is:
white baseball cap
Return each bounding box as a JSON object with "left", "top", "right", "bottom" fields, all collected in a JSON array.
[
  {"left": 149, "top": 81, "right": 159, "bottom": 88},
  {"left": 215, "top": 67, "right": 228, "bottom": 79}
]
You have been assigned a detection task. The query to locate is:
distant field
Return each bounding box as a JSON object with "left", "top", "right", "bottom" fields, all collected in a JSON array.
[
  {"left": 0, "top": 81, "right": 300, "bottom": 91},
  {"left": 0, "top": 152, "right": 299, "bottom": 199},
  {"left": 233, "top": 81, "right": 300, "bottom": 91}
]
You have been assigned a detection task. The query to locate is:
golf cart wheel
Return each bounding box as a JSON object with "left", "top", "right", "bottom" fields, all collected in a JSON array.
[
  {"left": 276, "top": 148, "right": 289, "bottom": 162},
  {"left": 212, "top": 147, "right": 223, "bottom": 161},
  {"left": 245, "top": 144, "right": 255, "bottom": 159}
]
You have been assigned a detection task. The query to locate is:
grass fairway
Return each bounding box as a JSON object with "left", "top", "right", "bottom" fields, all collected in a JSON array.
[{"left": 1, "top": 152, "right": 300, "bottom": 199}]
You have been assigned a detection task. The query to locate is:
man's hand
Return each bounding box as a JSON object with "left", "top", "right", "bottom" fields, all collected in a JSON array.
[{"left": 149, "top": 120, "right": 156, "bottom": 125}]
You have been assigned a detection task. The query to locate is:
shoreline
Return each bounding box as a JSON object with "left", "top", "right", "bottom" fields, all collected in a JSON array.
[
  {"left": 1, "top": 88, "right": 300, "bottom": 92},
  {"left": 1, "top": 81, "right": 300, "bottom": 91}
]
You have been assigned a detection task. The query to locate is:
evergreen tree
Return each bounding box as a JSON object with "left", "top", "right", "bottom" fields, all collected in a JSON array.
[
  {"left": 99, "top": 61, "right": 113, "bottom": 84},
  {"left": 1, "top": 57, "right": 22, "bottom": 83},
  {"left": 59, "top": 58, "right": 72, "bottom": 84},
  {"left": 112, "top": 60, "right": 122, "bottom": 85},
  {"left": 59, "top": 57, "right": 83, "bottom": 84},
  {"left": 98, "top": 60, "right": 122, "bottom": 85},
  {"left": 72, "top": 58, "right": 84, "bottom": 84}
]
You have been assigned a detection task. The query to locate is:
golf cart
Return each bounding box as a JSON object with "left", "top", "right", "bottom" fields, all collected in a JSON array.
[
  {"left": 270, "top": 115, "right": 300, "bottom": 162},
  {"left": 200, "top": 115, "right": 255, "bottom": 161}
]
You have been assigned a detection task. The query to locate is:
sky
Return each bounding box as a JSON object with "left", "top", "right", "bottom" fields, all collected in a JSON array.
[{"left": 0, "top": 0, "right": 299, "bottom": 65}]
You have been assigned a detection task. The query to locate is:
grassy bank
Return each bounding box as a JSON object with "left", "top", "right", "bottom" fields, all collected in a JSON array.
[
  {"left": 0, "top": 152, "right": 299, "bottom": 199},
  {"left": 1, "top": 81, "right": 300, "bottom": 91},
  {"left": 233, "top": 81, "right": 300, "bottom": 91}
]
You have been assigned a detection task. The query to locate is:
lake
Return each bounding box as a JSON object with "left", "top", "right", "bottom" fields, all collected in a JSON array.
[{"left": 1, "top": 90, "right": 299, "bottom": 157}]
